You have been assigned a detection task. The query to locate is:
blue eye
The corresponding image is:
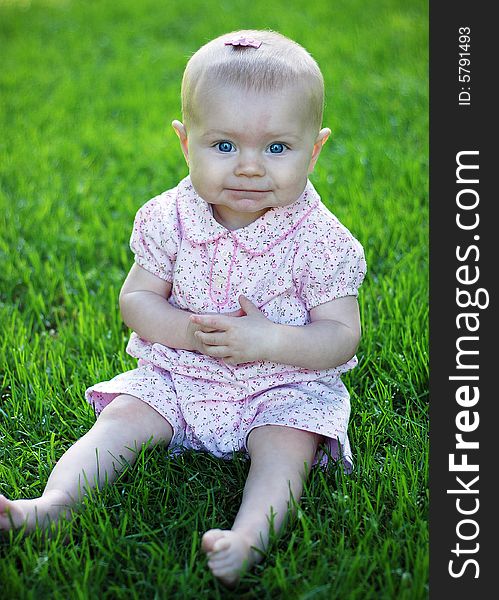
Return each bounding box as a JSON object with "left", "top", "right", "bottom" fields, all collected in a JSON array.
[
  {"left": 217, "top": 141, "right": 234, "bottom": 153},
  {"left": 269, "top": 143, "right": 285, "bottom": 154}
]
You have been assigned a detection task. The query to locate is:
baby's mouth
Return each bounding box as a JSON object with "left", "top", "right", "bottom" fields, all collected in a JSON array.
[{"left": 226, "top": 188, "right": 271, "bottom": 197}]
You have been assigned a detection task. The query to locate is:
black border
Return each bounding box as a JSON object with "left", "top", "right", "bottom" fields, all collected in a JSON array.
[{"left": 430, "top": 2, "right": 494, "bottom": 596}]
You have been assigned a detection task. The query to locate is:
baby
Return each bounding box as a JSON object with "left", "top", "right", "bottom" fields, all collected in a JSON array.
[{"left": 0, "top": 29, "right": 366, "bottom": 587}]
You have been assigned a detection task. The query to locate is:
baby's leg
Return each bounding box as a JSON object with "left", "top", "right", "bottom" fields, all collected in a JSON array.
[
  {"left": 202, "top": 425, "right": 321, "bottom": 588},
  {"left": 0, "top": 394, "right": 173, "bottom": 533}
]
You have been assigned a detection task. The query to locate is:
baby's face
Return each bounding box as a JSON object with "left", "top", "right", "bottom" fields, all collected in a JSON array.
[{"left": 173, "top": 82, "right": 329, "bottom": 228}]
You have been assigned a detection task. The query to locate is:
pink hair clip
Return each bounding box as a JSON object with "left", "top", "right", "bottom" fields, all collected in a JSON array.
[{"left": 224, "top": 36, "right": 262, "bottom": 49}]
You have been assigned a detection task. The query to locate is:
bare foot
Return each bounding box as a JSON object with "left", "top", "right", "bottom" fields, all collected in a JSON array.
[
  {"left": 0, "top": 491, "right": 71, "bottom": 533},
  {"left": 201, "top": 528, "right": 262, "bottom": 588}
]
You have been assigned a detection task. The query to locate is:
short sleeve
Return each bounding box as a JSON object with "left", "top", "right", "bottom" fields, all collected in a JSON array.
[
  {"left": 294, "top": 228, "right": 367, "bottom": 311},
  {"left": 129, "top": 193, "right": 180, "bottom": 282}
]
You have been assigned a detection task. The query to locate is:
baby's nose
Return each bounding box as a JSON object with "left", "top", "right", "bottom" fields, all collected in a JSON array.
[{"left": 234, "top": 150, "right": 265, "bottom": 177}]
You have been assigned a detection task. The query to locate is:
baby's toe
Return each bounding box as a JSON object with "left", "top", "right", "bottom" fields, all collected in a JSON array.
[
  {"left": 0, "top": 494, "right": 10, "bottom": 511},
  {"left": 213, "top": 536, "right": 231, "bottom": 553},
  {"left": 201, "top": 528, "right": 226, "bottom": 554},
  {"left": 208, "top": 552, "right": 234, "bottom": 569}
]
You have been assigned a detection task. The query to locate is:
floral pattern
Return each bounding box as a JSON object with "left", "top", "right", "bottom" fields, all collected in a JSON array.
[{"left": 85, "top": 176, "right": 366, "bottom": 469}]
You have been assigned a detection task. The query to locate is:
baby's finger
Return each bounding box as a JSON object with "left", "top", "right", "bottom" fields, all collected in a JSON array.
[
  {"left": 226, "top": 308, "right": 245, "bottom": 317},
  {"left": 202, "top": 344, "right": 231, "bottom": 359},
  {"left": 196, "top": 331, "right": 225, "bottom": 346},
  {"left": 191, "top": 314, "right": 230, "bottom": 331},
  {"left": 195, "top": 325, "right": 220, "bottom": 333},
  {"left": 197, "top": 323, "right": 226, "bottom": 333}
]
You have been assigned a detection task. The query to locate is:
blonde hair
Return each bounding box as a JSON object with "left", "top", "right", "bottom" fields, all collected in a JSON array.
[{"left": 181, "top": 29, "right": 325, "bottom": 131}]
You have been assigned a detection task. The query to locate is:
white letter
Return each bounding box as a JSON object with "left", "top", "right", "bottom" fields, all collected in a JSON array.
[
  {"left": 455, "top": 410, "right": 479, "bottom": 433},
  {"left": 456, "top": 188, "right": 480, "bottom": 210},
  {"left": 456, "top": 497, "right": 479, "bottom": 516},
  {"left": 449, "top": 454, "right": 479, "bottom": 472},
  {"left": 456, "top": 386, "right": 479, "bottom": 407},
  {"left": 448, "top": 559, "right": 480, "bottom": 578},
  {"left": 456, "top": 519, "right": 479, "bottom": 541},
  {"left": 456, "top": 150, "right": 479, "bottom": 184}
]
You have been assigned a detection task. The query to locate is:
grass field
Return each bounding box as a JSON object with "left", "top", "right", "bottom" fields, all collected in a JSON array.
[{"left": 0, "top": 0, "right": 428, "bottom": 598}]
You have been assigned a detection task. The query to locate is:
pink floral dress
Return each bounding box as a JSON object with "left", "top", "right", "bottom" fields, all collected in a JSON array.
[{"left": 85, "top": 176, "right": 366, "bottom": 469}]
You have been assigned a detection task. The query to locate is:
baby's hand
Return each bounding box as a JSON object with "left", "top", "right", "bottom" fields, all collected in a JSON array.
[
  {"left": 186, "top": 306, "right": 244, "bottom": 355},
  {"left": 189, "top": 296, "right": 276, "bottom": 365}
]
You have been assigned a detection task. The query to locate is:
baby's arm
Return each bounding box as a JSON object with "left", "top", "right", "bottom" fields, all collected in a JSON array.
[
  {"left": 268, "top": 295, "right": 361, "bottom": 370},
  {"left": 192, "top": 294, "right": 361, "bottom": 370},
  {"left": 119, "top": 263, "right": 210, "bottom": 351}
]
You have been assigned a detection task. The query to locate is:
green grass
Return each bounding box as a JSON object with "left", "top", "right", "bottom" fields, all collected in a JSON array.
[{"left": 0, "top": 0, "right": 428, "bottom": 598}]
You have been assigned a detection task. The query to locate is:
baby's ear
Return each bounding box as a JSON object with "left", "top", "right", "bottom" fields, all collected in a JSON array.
[
  {"left": 308, "top": 128, "right": 331, "bottom": 174},
  {"left": 172, "top": 120, "right": 189, "bottom": 165}
]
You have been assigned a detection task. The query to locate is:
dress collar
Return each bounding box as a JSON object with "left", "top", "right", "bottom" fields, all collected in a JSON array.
[{"left": 176, "top": 176, "right": 320, "bottom": 256}]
